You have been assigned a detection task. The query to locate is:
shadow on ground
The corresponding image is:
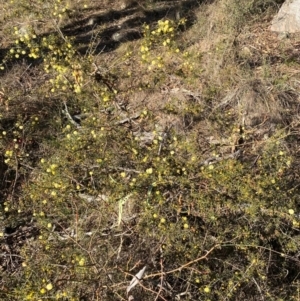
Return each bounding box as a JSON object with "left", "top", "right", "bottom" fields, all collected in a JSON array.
[
  {"left": 63, "top": 0, "right": 206, "bottom": 54},
  {"left": 0, "top": 0, "right": 212, "bottom": 71}
]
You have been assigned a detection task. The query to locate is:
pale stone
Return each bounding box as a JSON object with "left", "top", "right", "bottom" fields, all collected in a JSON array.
[{"left": 270, "top": 0, "right": 300, "bottom": 33}]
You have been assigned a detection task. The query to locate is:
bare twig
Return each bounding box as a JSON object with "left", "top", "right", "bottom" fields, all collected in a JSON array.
[
  {"left": 144, "top": 245, "right": 217, "bottom": 279},
  {"left": 154, "top": 247, "right": 165, "bottom": 301},
  {"left": 223, "top": 243, "right": 300, "bottom": 264},
  {"left": 117, "top": 236, "right": 123, "bottom": 260},
  {"left": 252, "top": 277, "right": 264, "bottom": 301},
  {"left": 62, "top": 101, "right": 81, "bottom": 128}
]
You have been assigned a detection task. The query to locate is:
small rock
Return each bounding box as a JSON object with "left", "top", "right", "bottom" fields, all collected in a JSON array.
[
  {"left": 120, "top": 0, "right": 136, "bottom": 10},
  {"left": 270, "top": 0, "right": 300, "bottom": 33}
]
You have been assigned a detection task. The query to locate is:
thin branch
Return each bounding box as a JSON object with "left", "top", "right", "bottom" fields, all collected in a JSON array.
[
  {"left": 252, "top": 277, "right": 264, "bottom": 301},
  {"left": 223, "top": 243, "right": 300, "bottom": 263},
  {"left": 144, "top": 245, "right": 218, "bottom": 279},
  {"left": 131, "top": 278, "right": 169, "bottom": 301},
  {"left": 62, "top": 101, "right": 81, "bottom": 128},
  {"left": 154, "top": 247, "right": 165, "bottom": 301}
]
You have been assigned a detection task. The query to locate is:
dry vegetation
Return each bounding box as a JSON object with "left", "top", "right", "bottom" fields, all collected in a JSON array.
[{"left": 1, "top": 0, "right": 300, "bottom": 300}]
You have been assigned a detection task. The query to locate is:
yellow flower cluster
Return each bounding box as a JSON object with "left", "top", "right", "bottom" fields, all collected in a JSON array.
[
  {"left": 72, "top": 64, "right": 83, "bottom": 93},
  {"left": 4, "top": 149, "right": 13, "bottom": 163},
  {"left": 139, "top": 17, "right": 189, "bottom": 72},
  {"left": 42, "top": 38, "right": 81, "bottom": 93},
  {"left": 155, "top": 20, "right": 174, "bottom": 36},
  {"left": 52, "top": 0, "right": 69, "bottom": 18},
  {"left": 46, "top": 164, "right": 58, "bottom": 175}
]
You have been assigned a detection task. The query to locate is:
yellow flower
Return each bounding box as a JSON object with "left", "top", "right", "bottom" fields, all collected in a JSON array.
[
  {"left": 103, "top": 95, "right": 110, "bottom": 102},
  {"left": 204, "top": 286, "right": 211, "bottom": 293},
  {"left": 46, "top": 283, "right": 53, "bottom": 291},
  {"left": 74, "top": 86, "right": 81, "bottom": 94},
  {"left": 146, "top": 168, "right": 153, "bottom": 174}
]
